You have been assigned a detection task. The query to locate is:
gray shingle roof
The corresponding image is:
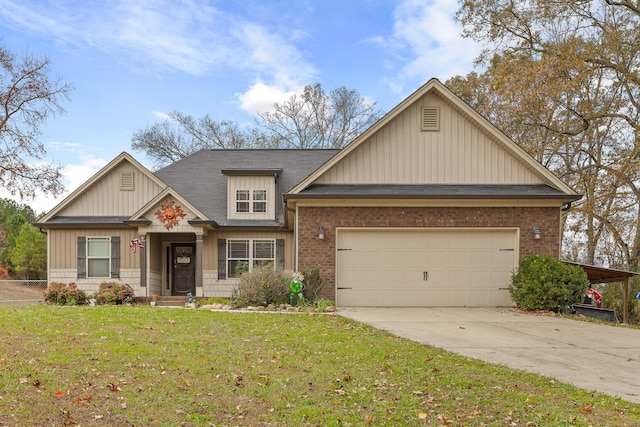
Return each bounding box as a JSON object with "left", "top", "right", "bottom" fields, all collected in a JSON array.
[
  {"left": 289, "top": 183, "right": 581, "bottom": 201},
  {"left": 154, "top": 149, "right": 339, "bottom": 225}
]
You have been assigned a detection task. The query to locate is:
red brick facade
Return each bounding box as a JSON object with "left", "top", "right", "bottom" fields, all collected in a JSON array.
[{"left": 297, "top": 206, "right": 561, "bottom": 301}]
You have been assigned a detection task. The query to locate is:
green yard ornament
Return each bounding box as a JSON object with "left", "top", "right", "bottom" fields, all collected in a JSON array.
[{"left": 289, "top": 271, "right": 305, "bottom": 305}]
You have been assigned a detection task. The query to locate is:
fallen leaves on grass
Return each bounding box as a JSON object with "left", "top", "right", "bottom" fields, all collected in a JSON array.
[{"left": 579, "top": 404, "right": 593, "bottom": 414}]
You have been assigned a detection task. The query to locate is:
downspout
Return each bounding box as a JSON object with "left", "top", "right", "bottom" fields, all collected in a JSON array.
[{"left": 284, "top": 199, "right": 297, "bottom": 272}]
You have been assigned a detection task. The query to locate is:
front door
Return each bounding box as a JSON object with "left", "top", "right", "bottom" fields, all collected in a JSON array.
[{"left": 172, "top": 243, "right": 195, "bottom": 296}]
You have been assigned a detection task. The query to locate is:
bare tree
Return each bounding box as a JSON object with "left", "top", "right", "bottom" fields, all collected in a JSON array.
[
  {"left": 131, "top": 83, "right": 384, "bottom": 168},
  {"left": 0, "top": 45, "right": 72, "bottom": 200},
  {"left": 131, "top": 112, "right": 274, "bottom": 169},
  {"left": 257, "top": 83, "right": 383, "bottom": 149}
]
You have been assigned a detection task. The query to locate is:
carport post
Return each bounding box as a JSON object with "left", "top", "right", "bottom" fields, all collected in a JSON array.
[{"left": 623, "top": 277, "right": 629, "bottom": 324}]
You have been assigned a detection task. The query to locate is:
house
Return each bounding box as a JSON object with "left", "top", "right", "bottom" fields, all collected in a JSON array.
[{"left": 35, "top": 79, "right": 581, "bottom": 307}]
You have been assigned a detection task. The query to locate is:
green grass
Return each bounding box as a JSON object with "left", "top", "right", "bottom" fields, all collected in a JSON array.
[{"left": 0, "top": 305, "right": 639, "bottom": 426}]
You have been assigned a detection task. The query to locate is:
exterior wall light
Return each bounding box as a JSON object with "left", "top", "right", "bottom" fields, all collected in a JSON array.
[
  {"left": 318, "top": 226, "right": 325, "bottom": 240},
  {"left": 533, "top": 226, "right": 542, "bottom": 240}
]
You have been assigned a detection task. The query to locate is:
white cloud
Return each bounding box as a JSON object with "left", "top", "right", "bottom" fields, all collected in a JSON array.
[
  {"left": 232, "top": 22, "right": 317, "bottom": 116},
  {"left": 236, "top": 82, "right": 300, "bottom": 116},
  {"left": 152, "top": 111, "right": 172, "bottom": 121},
  {"left": 375, "top": 0, "right": 481, "bottom": 94}
]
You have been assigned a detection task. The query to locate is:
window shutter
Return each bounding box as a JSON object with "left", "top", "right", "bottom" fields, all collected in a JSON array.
[
  {"left": 111, "top": 236, "right": 120, "bottom": 278},
  {"left": 218, "top": 239, "right": 226, "bottom": 279},
  {"left": 77, "top": 236, "right": 86, "bottom": 279},
  {"left": 276, "top": 239, "right": 284, "bottom": 271}
]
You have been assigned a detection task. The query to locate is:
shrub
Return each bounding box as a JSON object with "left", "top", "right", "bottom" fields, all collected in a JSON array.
[
  {"left": 232, "top": 264, "right": 288, "bottom": 307},
  {"left": 510, "top": 254, "right": 590, "bottom": 311},
  {"left": 300, "top": 267, "right": 324, "bottom": 303},
  {"left": 43, "top": 282, "right": 87, "bottom": 306},
  {"left": 94, "top": 282, "right": 135, "bottom": 305}
]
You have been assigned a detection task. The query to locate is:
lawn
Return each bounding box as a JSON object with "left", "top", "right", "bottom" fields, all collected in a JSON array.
[{"left": 0, "top": 306, "right": 638, "bottom": 426}]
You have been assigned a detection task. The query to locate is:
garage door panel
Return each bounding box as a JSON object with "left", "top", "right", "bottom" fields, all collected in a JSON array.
[{"left": 336, "top": 229, "right": 516, "bottom": 307}]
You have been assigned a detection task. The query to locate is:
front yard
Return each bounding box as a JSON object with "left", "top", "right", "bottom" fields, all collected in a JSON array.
[{"left": 0, "top": 305, "right": 638, "bottom": 426}]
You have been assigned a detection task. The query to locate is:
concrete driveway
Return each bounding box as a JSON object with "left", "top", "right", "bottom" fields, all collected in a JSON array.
[{"left": 339, "top": 307, "right": 640, "bottom": 404}]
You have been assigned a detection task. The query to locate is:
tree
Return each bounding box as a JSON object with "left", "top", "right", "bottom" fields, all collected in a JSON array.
[
  {"left": 0, "top": 44, "right": 72, "bottom": 200},
  {"left": 0, "top": 198, "right": 38, "bottom": 275},
  {"left": 131, "top": 83, "right": 383, "bottom": 168},
  {"left": 131, "top": 113, "right": 273, "bottom": 169},
  {"left": 455, "top": 1, "right": 640, "bottom": 272},
  {"left": 257, "top": 83, "right": 383, "bottom": 149},
  {"left": 9, "top": 223, "right": 46, "bottom": 280}
]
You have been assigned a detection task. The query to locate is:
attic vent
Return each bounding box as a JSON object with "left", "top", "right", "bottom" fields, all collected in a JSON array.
[
  {"left": 421, "top": 107, "right": 440, "bottom": 131},
  {"left": 120, "top": 172, "right": 134, "bottom": 191}
]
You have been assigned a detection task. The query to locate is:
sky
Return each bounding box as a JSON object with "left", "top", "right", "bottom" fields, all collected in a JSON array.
[{"left": 0, "top": 0, "right": 483, "bottom": 214}]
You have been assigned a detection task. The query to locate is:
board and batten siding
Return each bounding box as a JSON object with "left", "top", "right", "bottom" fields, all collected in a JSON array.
[
  {"left": 56, "top": 161, "right": 165, "bottom": 216},
  {"left": 48, "top": 228, "right": 140, "bottom": 270},
  {"left": 226, "top": 175, "right": 276, "bottom": 220},
  {"left": 315, "top": 92, "right": 542, "bottom": 185}
]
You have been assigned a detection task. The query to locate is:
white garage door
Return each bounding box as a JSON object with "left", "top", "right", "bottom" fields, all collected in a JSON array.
[{"left": 336, "top": 228, "right": 517, "bottom": 307}]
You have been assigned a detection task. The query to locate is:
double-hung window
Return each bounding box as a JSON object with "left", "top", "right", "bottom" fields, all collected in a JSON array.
[
  {"left": 226, "top": 239, "right": 275, "bottom": 278},
  {"left": 87, "top": 237, "right": 110, "bottom": 278},
  {"left": 77, "top": 236, "right": 120, "bottom": 279},
  {"left": 235, "top": 190, "right": 267, "bottom": 214}
]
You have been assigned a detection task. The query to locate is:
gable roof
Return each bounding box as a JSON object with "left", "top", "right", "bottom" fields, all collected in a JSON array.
[
  {"left": 154, "top": 149, "right": 339, "bottom": 226},
  {"left": 288, "top": 78, "right": 579, "bottom": 200},
  {"left": 37, "top": 152, "right": 167, "bottom": 224}
]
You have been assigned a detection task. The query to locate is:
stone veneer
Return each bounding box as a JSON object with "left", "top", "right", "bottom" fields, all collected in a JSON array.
[{"left": 297, "top": 206, "right": 561, "bottom": 301}]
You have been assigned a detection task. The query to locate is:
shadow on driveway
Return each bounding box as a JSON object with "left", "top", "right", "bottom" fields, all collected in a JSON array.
[{"left": 339, "top": 307, "right": 640, "bottom": 404}]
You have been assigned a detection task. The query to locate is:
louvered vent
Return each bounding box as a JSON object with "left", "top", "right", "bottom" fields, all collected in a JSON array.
[
  {"left": 421, "top": 106, "right": 440, "bottom": 131},
  {"left": 120, "top": 172, "right": 134, "bottom": 191}
]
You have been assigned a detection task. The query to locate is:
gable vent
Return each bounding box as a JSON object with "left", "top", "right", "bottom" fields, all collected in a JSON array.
[
  {"left": 421, "top": 106, "right": 440, "bottom": 131},
  {"left": 120, "top": 172, "right": 134, "bottom": 191}
]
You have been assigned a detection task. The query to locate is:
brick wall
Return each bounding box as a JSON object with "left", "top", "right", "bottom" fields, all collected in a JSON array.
[{"left": 297, "top": 206, "right": 561, "bottom": 301}]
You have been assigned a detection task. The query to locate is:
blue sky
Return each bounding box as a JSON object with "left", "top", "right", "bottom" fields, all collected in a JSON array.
[{"left": 0, "top": 0, "right": 482, "bottom": 213}]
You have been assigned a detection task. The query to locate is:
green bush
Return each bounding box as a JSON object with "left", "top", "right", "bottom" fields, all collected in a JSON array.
[
  {"left": 300, "top": 267, "right": 324, "bottom": 303},
  {"left": 94, "top": 282, "right": 134, "bottom": 305},
  {"left": 510, "top": 254, "right": 590, "bottom": 311},
  {"left": 43, "top": 282, "right": 87, "bottom": 306},
  {"left": 232, "top": 264, "right": 288, "bottom": 307}
]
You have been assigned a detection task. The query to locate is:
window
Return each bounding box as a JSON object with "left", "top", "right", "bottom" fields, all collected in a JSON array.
[
  {"left": 88, "top": 237, "right": 110, "bottom": 277},
  {"left": 226, "top": 239, "right": 275, "bottom": 278},
  {"left": 235, "top": 189, "right": 267, "bottom": 214},
  {"left": 77, "top": 236, "right": 120, "bottom": 279}
]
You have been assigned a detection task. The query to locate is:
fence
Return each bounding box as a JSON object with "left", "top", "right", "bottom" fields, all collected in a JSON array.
[{"left": 0, "top": 279, "right": 47, "bottom": 305}]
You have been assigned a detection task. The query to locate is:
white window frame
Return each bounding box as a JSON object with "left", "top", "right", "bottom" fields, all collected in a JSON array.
[
  {"left": 87, "top": 236, "right": 111, "bottom": 278},
  {"left": 227, "top": 238, "right": 275, "bottom": 278},
  {"left": 235, "top": 189, "right": 267, "bottom": 214}
]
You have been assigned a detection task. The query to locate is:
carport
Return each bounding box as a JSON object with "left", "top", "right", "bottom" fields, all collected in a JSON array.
[{"left": 564, "top": 261, "right": 638, "bottom": 323}]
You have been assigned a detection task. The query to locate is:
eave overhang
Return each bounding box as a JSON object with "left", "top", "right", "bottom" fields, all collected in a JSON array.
[{"left": 283, "top": 184, "right": 582, "bottom": 203}]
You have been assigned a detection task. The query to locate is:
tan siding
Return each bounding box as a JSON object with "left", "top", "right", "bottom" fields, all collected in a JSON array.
[
  {"left": 316, "top": 93, "right": 541, "bottom": 185},
  {"left": 49, "top": 228, "right": 139, "bottom": 270},
  {"left": 57, "top": 161, "right": 164, "bottom": 216},
  {"left": 227, "top": 175, "right": 276, "bottom": 220}
]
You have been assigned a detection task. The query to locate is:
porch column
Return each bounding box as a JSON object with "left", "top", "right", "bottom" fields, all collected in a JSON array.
[
  {"left": 195, "top": 234, "right": 203, "bottom": 296},
  {"left": 140, "top": 235, "right": 147, "bottom": 293}
]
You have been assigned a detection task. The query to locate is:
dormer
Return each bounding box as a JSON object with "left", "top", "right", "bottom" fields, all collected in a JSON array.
[{"left": 223, "top": 169, "right": 282, "bottom": 220}]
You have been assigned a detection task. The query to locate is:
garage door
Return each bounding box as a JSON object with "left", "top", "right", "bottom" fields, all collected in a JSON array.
[{"left": 336, "top": 228, "right": 517, "bottom": 307}]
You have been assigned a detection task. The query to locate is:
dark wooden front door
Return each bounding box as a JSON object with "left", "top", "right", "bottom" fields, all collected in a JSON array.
[{"left": 172, "top": 243, "right": 195, "bottom": 296}]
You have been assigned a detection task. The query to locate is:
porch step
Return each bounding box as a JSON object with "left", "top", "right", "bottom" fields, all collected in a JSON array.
[{"left": 153, "top": 296, "right": 191, "bottom": 307}]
